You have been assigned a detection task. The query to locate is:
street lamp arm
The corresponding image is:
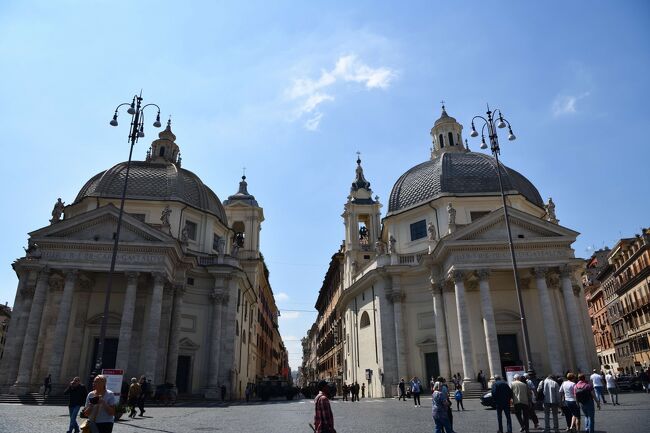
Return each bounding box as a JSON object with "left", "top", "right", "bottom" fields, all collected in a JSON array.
[
  {"left": 141, "top": 103, "right": 161, "bottom": 112},
  {"left": 113, "top": 102, "right": 134, "bottom": 113},
  {"left": 471, "top": 115, "right": 488, "bottom": 126}
]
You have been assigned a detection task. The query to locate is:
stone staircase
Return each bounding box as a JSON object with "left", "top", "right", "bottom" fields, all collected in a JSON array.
[
  {"left": 0, "top": 393, "right": 68, "bottom": 405},
  {"left": 461, "top": 388, "right": 485, "bottom": 399}
]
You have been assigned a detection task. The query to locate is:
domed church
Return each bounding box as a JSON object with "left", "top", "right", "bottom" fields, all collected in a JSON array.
[
  {"left": 0, "top": 122, "right": 288, "bottom": 399},
  {"left": 337, "top": 106, "right": 597, "bottom": 396}
]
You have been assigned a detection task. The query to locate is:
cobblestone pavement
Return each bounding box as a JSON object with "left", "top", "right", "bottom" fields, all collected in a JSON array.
[{"left": 1, "top": 392, "right": 649, "bottom": 433}]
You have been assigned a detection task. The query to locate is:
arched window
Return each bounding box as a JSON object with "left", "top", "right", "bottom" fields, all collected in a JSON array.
[
  {"left": 438, "top": 134, "right": 444, "bottom": 148},
  {"left": 159, "top": 146, "right": 166, "bottom": 156},
  {"left": 448, "top": 132, "right": 455, "bottom": 147},
  {"left": 360, "top": 311, "right": 370, "bottom": 329}
]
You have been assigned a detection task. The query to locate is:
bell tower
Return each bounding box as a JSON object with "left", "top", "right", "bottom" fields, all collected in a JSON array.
[
  {"left": 342, "top": 154, "right": 382, "bottom": 285},
  {"left": 223, "top": 174, "right": 264, "bottom": 259},
  {"left": 430, "top": 103, "right": 466, "bottom": 159}
]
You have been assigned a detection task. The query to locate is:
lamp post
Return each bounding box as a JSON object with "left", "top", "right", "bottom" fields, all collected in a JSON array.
[
  {"left": 469, "top": 106, "right": 534, "bottom": 374},
  {"left": 92, "top": 93, "right": 163, "bottom": 377}
]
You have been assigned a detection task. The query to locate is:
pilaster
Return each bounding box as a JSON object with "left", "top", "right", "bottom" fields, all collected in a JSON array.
[
  {"left": 48, "top": 270, "right": 78, "bottom": 388},
  {"left": 142, "top": 272, "right": 166, "bottom": 380},
  {"left": 115, "top": 272, "right": 139, "bottom": 372},
  {"left": 477, "top": 269, "right": 502, "bottom": 381}
]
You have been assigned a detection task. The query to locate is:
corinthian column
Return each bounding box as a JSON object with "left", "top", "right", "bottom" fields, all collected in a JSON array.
[
  {"left": 0, "top": 270, "right": 30, "bottom": 388},
  {"left": 206, "top": 289, "right": 224, "bottom": 397},
  {"left": 533, "top": 267, "right": 563, "bottom": 374},
  {"left": 430, "top": 278, "right": 450, "bottom": 380},
  {"left": 477, "top": 270, "right": 502, "bottom": 381},
  {"left": 143, "top": 273, "right": 166, "bottom": 380},
  {"left": 47, "top": 270, "right": 78, "bottom": 387},
  {"left": 165, "top": 284, "right": 185, "bottom": 385},
  {"left": 451, "top": 270, "right": 476, "bottom": 387},
  {"left": 560, "top": 266, "right": 589, "bottom": 372},
  {"left": 12, "top": 268, "right": 50, "bottom": 394},
  {"left": 115, "top": 272, "right": 139, "bottom": 372}
]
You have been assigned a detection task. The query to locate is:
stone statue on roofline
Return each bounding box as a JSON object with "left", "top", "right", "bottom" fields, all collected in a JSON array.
[
  {"left": 50, "top": 198, "right": 65, "bottom": 224},
  {"left": 545, "top": 197, "right": 558, "bottom": 224}
]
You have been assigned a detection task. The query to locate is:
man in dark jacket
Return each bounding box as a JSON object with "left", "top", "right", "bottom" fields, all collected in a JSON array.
[
  {"left": 63, "top": 376, "right": 87, "bottom": 433},
  {"left": 492, "top": 375, "right": 513, "bottom": 433}
]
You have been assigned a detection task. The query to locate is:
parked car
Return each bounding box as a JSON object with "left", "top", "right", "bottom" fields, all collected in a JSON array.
[{"left": 480, "top": 391, "right": 495, "bottom": 408}]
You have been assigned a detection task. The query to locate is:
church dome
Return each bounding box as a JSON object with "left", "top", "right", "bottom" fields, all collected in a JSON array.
[
  {"left": 75, "top": 161, "right": 228, "bottom": 224},
  {"left": 387, "top": 151, "right": 544, "bottom": 215}
]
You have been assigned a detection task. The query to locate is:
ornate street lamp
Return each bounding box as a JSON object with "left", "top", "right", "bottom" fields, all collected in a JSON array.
[
  {"left": 92, "top": 93, "right": 163, "bottom": 377},
  {"left": 469, "top": 105, "right": 533, "bottom": 374}
]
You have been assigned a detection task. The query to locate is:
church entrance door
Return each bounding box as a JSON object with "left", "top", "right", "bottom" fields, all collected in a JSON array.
[
  {"left": 89, "top": 338, "right": 119, "bottom": 371},
  {"left": 424, "top": 352, "right": 439, "bottom": 390},
  {"left": 497, "top": 334, "right": 521, "bottom": 375},
  {"left": 176, "top": 355, "right": 192, "bottom": 394}
]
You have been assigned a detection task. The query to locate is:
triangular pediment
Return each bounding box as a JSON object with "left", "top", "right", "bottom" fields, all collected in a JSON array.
[
  {"left": 178, "top": 337, "right": 200, "bottom": 351},
  {"left": 448, "top": 207, "right": 578, "bottom": 243},
  {"left": 29, "top": 204, "right": 175, "bottom": 244}
]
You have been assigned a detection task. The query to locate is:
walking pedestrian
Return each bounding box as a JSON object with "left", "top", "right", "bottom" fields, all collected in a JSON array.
[
  {"left": 137, "top": 375, "right": 149, "bottom": 416},
  {"left": 221, "top": 384, "right": 227, "bottom": 401},
  {"left": 245, "top": 384, "right": 251, "bottom": 402},
  {"left": 639, "top": 368, "right": 649, "bottom": 394},
  {"left": 64, "top": 376, "right": 87, "bottom": 433},
  {"left": 454, "top": 388, "right": 464, "bottom": 411},
  {"left": 492, "top": 375, "right": 513, "bottom": 433},
  {"left": 398, "top": 378, "right": 407, "bottom": 401},
  {"left": 537, "top": 374, "right": 561, "bottom": 433},
  {"left": 313, "top": 380, "right": 336, "bottom": 433},
  {"left": 127, "top": 378, "right": 140, "bottom": 418},
  {"left": 559, "top": 372, "right": 580, "bottom": 433},
  {"left": 605, "top": 371, "right": 619, "bottom": 405},
  {"left": 353, "top": 382, "right": 360, "bottom": 402},
  {"left": 342, "top": 383, "right": 348, "bottom": 401},
  {"left": 439, "top": 377, "right": 454, "bottom": 432},
  {"left": 589, "top": 369, "right": 607, "bottom": 405},
  {"left": 361, "top": 383, "right": 365, "bottom": 398},
  {"left": 43, "top": 374, "right": 52, "bottom": 396},
  {"left": 82, "top": 374, "right": 117, "bottom": 433},
  {"left": 511, "top": 375, "right": 530, "bottom": 433},
  {"left": 432, "top": 381, "right": 453, "bottom": 433},
  {"left": 411, "top": 376, "right": 422, "bottom": 407},
  {"left": 575, "top": 373, "right": 599, "bottom": 433},
  {"left": 524, "top": 373, "right": 540, "bottom": 429}
]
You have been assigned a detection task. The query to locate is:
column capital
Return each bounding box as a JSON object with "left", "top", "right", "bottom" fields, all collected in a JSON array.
[
  {"left": 20, "top": 282, "right": 36, "bottom": 298},
  {"left": 429, "top": 278, "right": 443, "bottom": 293},
  {"left": 477, "top": 269, "right": 490, "bottom": 281},
  {"left": 125, "top": 271, "right": 139, "bottom": 284},
  {"left": 152, "top": 272, "right": 167, "bottom": 286},
  {"left": 450, "top": 269, "right": 464, "bottom": 283},
  {"left": 64, "top": 269, "right": 79, "bottom": 284},
  {"left": 173, "top": 283, "right": 186, "bottom": 296},
  {"left": 560, "top": 264, "right": 576, "bottom": 278},
  {"left": 48, "top": 273, "right": 65, "bottom": 292},
  {"left": 210, "top": 290, "right": 224, "bottom": 304},
  {"left": 532, "top": 267, "right": 548, "bottom": 278}
]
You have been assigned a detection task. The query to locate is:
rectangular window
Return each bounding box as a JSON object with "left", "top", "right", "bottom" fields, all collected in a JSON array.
[
  {"left": 185, "top": 220, "right": 197, "bottom": 240},
  {"left": 410, "top": 220, "right": 427, "bottom": 241},
  {"left": 470, "top": 211, "right": 490, "bottom": 221},
  {"left": 129, "top": 213, "right": 146, "bottom": 222},
  {"left": 212, "top": 233, "right": 221, "bottom": 251}
]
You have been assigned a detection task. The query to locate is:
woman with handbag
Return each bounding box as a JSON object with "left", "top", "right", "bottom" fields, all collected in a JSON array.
[{"left": 81, "top": 375, "right": 116, "bottom": 433}]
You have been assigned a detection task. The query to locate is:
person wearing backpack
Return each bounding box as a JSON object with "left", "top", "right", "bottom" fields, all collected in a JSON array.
[
  {"left": 454, "top": 388, "right": 464, "bottom": 411},
  {"left": 575, "top": 373, "right": 599, "bottom": 433}
]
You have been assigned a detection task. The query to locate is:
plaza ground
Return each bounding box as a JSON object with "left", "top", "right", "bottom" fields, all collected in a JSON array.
[{"left": 1, "top": 392, "right": 649, "bottom": 433}]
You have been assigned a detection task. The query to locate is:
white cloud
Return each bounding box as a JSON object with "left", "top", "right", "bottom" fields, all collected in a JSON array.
[
  {"left": 276, "top": 292, "right": 290, "bottom": 301},
  {"left": 552, "top": 92, "right": 590, "bottom": 116},
  {"left": 280, "top": 311, "right": 300, "bottom": 320},
  {"left": 286, "top": 54, "right": 397, "bottom": 130}
]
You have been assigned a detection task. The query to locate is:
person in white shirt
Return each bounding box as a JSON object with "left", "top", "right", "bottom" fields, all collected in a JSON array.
[
  {"left": 560, "top": 373, "right": 580, "bottom": 432},
  {"left": 604, "top": 371, "right": 619, "bottom": 405},
  {"left": 537, "top": 374, "right": 561, "bottom": 432},
  {"left": 589, "top": 370, "right": 607, "bottom": 405}
]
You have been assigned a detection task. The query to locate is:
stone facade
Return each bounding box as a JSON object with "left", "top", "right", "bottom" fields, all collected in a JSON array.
[
  {"left": 305, "top": 108, "right": 598, "bottom": 398},
  {"left": 0, "top": 126, "right": 286, "bottom": 399}
]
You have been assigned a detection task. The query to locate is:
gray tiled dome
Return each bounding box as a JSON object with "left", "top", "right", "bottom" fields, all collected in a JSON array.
[
  {"left": 387, "top": 151, "right": 543, "bottom": 215},
  {"left": 75, "top": 161, "right": 228, "bottom": 224}
]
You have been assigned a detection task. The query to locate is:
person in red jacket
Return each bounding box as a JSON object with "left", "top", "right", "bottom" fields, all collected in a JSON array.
[{"left": 314, "top": 380, "right": 336, "bottom": 433}]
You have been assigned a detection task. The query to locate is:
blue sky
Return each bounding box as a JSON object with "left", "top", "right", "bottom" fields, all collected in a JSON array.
[{"left": 1, "top": 1, "right": 648, "bottom": 370}]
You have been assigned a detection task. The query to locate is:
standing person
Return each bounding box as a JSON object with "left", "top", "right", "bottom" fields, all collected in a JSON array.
[
  {"left": 82, "top": 374, "right": 117, "bottom": 433},
  {"left": 454, "top": 388, "right": 464, "bottom": 411},
  {"left": 342, "top": 383, "right": 348, "bottom": 401},
  {"left": 313, "top": 380, "right": 336, "bottom": 433},
  {"left": 361, "top": 383, "right": 365, "bottom": 399},
  {"left": 537, "top": 374, "right": 561, "bottom": 433},
  {"left": 221, "top": 384, "right": 227, "bottom": 401},
  {"left": 589, "top": 370, "right": 607, "bottom": 405},
  {"left": 524, "top": 373, "right": 540, "bottom": 429},
  {"left": 43, "top": 374, "right": 52, "bottom": 396},
  {"left": 64, "top": 376, "right": 87, "bottom": 433},
  {"left": 354, "top": 382, "right": 360, "bottom": 402},
  {"left": 245, "top": 384, "right": 251, "bottom": 402},
  {"left": 398, "top": 378, "right": 407, "bottom": 401},
  {"left": 639, "top": 368, "right": 649, "bottom": 394},
  {"left": 575, "top": 373, "right": 600, "bottom": 433},
  {"left": 477, "top": 370, "right": 486, "bottom": 390},
  {"left": 137, "top": 375, "right": 149, "bottom": 416},
  {"left": 411, "top": 376, "right": 422, "bottom": 407},
  {"left": 491, "top": 375, "right": 513, "bottom": 433},
  {"left": 127, "top": 378, "right": 140, "bottom": 418},
  {"left": 432, "top": 381, "right": 453, "bottom": 433},
  {"left": 605, "top": 371, "right": 619, "bottom": 405},
  {"left": 438, "top": 377, "right": 454, "bottom": 432},
  {"left": 559, "top": 373, "right": 580, "bottom": 433},
  {"left": 511, "top": 375, "right": 530, "bottom": 433}
]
